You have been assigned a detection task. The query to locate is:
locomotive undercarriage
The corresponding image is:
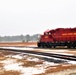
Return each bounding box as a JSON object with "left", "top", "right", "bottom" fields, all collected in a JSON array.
[{"left": 37, "top": 41, "right": 76, "bottom": 48}]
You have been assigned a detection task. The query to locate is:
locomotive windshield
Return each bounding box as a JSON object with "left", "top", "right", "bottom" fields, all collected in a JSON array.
[{"left": 44, "top": 32, "right": 51, "bottom": 35}]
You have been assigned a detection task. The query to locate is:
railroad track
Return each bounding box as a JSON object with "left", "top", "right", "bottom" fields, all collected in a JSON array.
[{"left": 0, "top": 47, "right": 76, "bottom": 62}]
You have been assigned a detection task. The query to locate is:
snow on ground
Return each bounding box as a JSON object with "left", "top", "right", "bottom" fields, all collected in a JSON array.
[
  {"left": 1, "top": 52, "right": 76, "bottom": 75},
  {"left": 0, "top": 51, "right": 59, "bottom": 75},
  {"left": 68, "top": 61, "right": 76, "bottom": 64},
  {"left": 0, "top": 47, "right": 76, "bottom": 75},
  {"left": 0, "top": 47, "right": 34, "bottom": 50},
  {"left": 4, "top": 62, "right": 45, "bottom": 75}
]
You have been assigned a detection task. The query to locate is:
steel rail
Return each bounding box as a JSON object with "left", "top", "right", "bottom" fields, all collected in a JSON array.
[{"left": 0, "top": 47, "right": 76, "bottom": 61}]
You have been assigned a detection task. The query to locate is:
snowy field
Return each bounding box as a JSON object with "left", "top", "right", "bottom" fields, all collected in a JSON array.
[{"left": 0, "top": 48, "right": 76, "bottom": 75}]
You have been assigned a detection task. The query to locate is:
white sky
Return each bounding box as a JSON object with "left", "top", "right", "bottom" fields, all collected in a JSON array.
[{"left": 0, "top": 0, "right": 76, "bottom": 36}]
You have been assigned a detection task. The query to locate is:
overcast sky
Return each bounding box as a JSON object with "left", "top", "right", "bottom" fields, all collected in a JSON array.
[{"left": 0, "top": 0, "right": 76, "bottom": 36}]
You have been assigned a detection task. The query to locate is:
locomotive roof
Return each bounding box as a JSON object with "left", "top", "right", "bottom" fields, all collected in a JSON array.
[{"left": 44, "top": 27, "right": 76, "bottom": 33}]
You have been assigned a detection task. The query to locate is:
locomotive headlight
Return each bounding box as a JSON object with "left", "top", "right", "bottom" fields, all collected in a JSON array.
[{"left": 45, "top": 36, "right": 48, "bottom": 38}]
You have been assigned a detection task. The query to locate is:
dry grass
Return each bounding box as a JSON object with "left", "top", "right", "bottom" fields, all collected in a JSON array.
[
  {"left": 45, "top": 64, "right": 76, "bottom": 74},
  {"left": 0, "top": 50, "right": 16, "bottom": 56},
  {"left": 17, "top": 59, "right": 43, "bottom": 67},
  {"left": 0, "top": 70, "right": 21, "bottom": 75},
  {"left": 0, "top": 55, "right": 8, "bottom": 61},
  {"left": 64, "top": 51, "right": 76, "bottom": 55},
  {"left": 0, "top": 42, "right": 37, "bottom": 47}
]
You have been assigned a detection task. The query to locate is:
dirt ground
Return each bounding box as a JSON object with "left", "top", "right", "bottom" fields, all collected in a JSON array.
[
  {"left": 0, "top": 42, "right": 37, "bottom": 47},
  {"left": 0, "top": 42, "right": 76, "bottom": 75},
  {"left": 0, "top": 50, "right": 76, "bottom": 75}
]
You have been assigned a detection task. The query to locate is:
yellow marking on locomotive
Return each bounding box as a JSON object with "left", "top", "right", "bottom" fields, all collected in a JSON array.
[
  {"left": 68, "top": 33, "right": 73, "bottom": 35},
  {"left": 62, "top": 34, "right": 67, "bottom": 36},
  {"left": 74, "top": 33, "right": 76, "bottom": 35},
  {"left": 62, "top": 33, "right": 76, "bottom": 36}
]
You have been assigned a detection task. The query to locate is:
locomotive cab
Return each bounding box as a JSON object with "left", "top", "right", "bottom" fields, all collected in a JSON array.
[{"left": 37, "top": 30, "right": 53, "bottom": 48}]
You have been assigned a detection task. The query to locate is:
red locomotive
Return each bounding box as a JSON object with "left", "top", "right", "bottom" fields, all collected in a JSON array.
[{"left": 37, "top": 27, "right": 76, "bottom": 48}]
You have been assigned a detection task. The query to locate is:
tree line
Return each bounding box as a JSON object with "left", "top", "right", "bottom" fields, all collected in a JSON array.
[{"left": 0, "top": 34, "right": 40, "bottom": 42}]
